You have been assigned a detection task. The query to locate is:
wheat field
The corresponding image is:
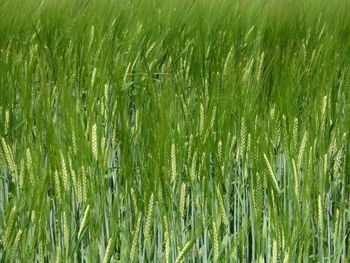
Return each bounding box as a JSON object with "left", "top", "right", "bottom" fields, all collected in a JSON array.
[{"left": 0, "top": 0, "right": 349, "bottom": 262}]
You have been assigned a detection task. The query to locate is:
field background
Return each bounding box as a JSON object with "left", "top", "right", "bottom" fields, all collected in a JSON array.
[{"left": 0, "top": 0, "right": 349, "bottom": 262}]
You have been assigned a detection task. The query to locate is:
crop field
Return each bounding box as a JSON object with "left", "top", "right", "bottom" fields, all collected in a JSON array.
[{"left": 0, "top": 0, "right": 350, "bottom": 262}]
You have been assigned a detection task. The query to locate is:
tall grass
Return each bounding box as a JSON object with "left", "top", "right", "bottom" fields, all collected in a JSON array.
[{"left": 0, "top": 0, "right": 349, "bottom": 262}]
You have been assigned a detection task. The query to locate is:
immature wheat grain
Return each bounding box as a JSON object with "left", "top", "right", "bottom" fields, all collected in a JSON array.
[
  {"left": 272, "top": 123, "right": 281, "bottom": 149},
  {"left": 204, "top": 80, "right": 209, "bottom": 107},
  {"left": 63, "top": 212, "right": 69, "bottom": 248},
  {"left": 244, "top": 26, "right": 255, "bottom": 46},
  {"left": 3, "top": 206, "right": 17, "bottom": 248},
  {"left": 123, "top": 62, "right": 132, "bottom": 83},
  {"left": 292, "top": 118, "right": 299, "bottom": 153},
  {"left": 54, "top": 170, "right": 62, "bottom": 205},
  {"left": 88, "top": 26, "right": 95, "bottom": 50},
  {"left": 1, "top": 137, "right": 17, "bottom": 176},
  {"left": 216, "top": 186, "right": 228, "bottom": 226},
  {"left": 145, "top": 42, "right": 156, "bottom": 58},
  {"left": 333, "top": 208, "right": 339, "bottom": 243},
  {"left": 55, "top": 246, "right": 62, "bottom": 263},
  {"left": 333, "top": 147, "right": 343, "bottom": 175},
  {"left": 247, "top": 133, "right": 252, "bottom": 165},
  {"left": 318, "top": 195, "right": 323, "bottom": 234},
  {"left": 101, "top": 136, "right": 106, "bottom": 160},
  {"left": 60, "top": 151, "right": 69, "bottom": 192},
  {"left": 212, "top": 222, "right": 219, "bottom": 262},
  {"left": 257, "top": 52, "right": 265, "bottom": 82},
  {"left": 130, "top": 214, "right": 141, "bottom": 262},
  {"left": 0, "top": 143, "right": 5, "bottom": 166},
  {"left": 174, "top": 241, "right": 193, "bottom": 263},
  {"left": 190, "top": 152, "right": 197, "bottom": 182},
  {"left": 130, "top": 188, "right": 139, "bottom": 216},
  {"left": 228, "top": 135, "right": 236, "bottom": 162},
  {"left": 217, "top": 140, "right": 222, "bottom": 164},
  {"left": 200, "top": 152, "right": 207, "bottom": 171},
  {"left": 39, "top": 242, "right": 45, "bottom": 263},
  {"left": 179, "top": 183, "right": 186, "bottom": 217},
  {"left": 18, "top": 159, "right": 24, "bottom": 188},
  {"left": 104, "top": 83, "right": 109, "bottom": 108},
  {"left": 328, "top": 130, "right": 337, "bottom": 157},
  {"left": 240, "top": 117, "right": 246, "bottom": 158},
  {"left": 272, "top": 239, "right": 277, "bottom": 263},
  {"left": 92, "top": 123, "right": 98, "bottom": 160},
  {"left": 10, "top": 228, "right": 22, "bottom": 263},
  {"left": 4, "top": 110, "right": 9, "bottom": 134},
  {"left": 70, "top": 167, "right": 79, "bottom": 202},
  {"left": 199, "top": 103, "right": 204, "bottom": 135},
  {"left": 251, "top": 173, "right": 262, "bottom": 219},
  {"left": 77, "top": 173, "right": 85, "bottom": 206},
  {"left": 130, "top": 188, "right": 139, "bottom": 218},
  {"left": 297, "top": 132, "right": 307, "bottom": 170},
  {"left": 292, "top": 159, "right": 299, "bottom": 202},
  {"left": 81, "top": 166, "right": 88, "bottom": 203},
  {"left": 187, "top": 134, "right": 193, "bottom": 163},
  {"left": 103, "top": 236, "right": 115, "bottom": 263},
  {"left": 281, "top": 115, "right": 288, "bottom": 147},
  {"left": 323, "top": 154, "right": 328, "bottom": 180},
  {"left": 263, "top": 154, "right": 280, "bottom": 193},
  {"left": 243, "top": 58, "right": 254, "bottom": 82},
  {"left": 163, "top": 217, "right": 170, "bottom": 263},
  {"left": 91, "top": 67, "right": 97, "bottom": 87},
  {"left": 209, "top": 106, "right": 217, "bottom": 133},
  {"left": 71, "top": 121, "right": 77, "bottom": 156},
  {"left": 320, "top": 96, "right": 327, "bottom": 132},
  {"left": 144, "top": 193, "right": 154, "bottom": 251},
  {"left": 78, "top": 205, "right": 90, "bottom": 239},
  {"left": 171, "top": 143, "right": 177, "bottom": 183},
  {"left": 26, "top": 148, "right": 34, "bottom": 185}
]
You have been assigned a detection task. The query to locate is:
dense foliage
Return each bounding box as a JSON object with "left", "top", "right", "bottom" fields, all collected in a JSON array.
[{"left": 0, "top": 0, "right": 349, "bottom": 262}]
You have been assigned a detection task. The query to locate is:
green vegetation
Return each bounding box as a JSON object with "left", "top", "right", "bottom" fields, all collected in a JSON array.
[{"left": 0, "top": 0, "right": 349, "bottom": 262}]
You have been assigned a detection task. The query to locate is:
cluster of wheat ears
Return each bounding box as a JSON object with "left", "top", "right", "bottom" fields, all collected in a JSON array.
[{"left": 0, "top": 0, "right": 349, "bottom": 262}]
